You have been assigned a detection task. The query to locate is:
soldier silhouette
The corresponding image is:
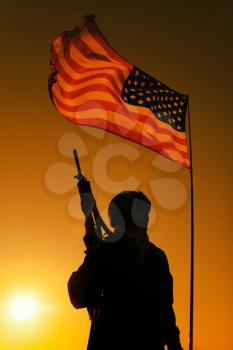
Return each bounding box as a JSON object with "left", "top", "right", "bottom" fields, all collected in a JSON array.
[{"left": 68, "top": 189, "right": 183, "bottom": 350}]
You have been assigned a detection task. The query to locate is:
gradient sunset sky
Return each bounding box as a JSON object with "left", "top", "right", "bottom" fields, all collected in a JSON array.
[{"left": 1, "top": 1, "right": 232, "bottom": 350}]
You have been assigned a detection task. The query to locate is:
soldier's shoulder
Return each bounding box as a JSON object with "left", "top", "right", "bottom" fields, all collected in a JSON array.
[{"left": 147, "top": 242, "right": 168, "bottom": 261}]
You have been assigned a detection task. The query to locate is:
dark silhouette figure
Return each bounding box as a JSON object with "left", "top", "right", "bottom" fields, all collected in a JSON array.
[{"left": 68, "top": 191, "right": 183, "bottom": 350}]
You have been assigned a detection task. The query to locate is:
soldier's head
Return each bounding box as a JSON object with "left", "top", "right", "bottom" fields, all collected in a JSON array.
[{"left": 108, "top": 191, "right": 151, "bottom": 231}]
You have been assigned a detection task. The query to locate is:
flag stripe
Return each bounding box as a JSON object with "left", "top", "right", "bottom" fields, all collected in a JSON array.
[
  {"left": 53, "top": 103, "right": 189, "bottom": 166},
  {"left": 56, "top": 72, "right": 122, "bottom": 95},
  {"left": 72, "top": 38, "right": 130, "bottom": 77},
  {"left": 53, "top": 90, "right": 188, "bottom": 151},
  {"left": 58, "top": 82, "right": 122, "bottom": 102},
  {"left": 52, "top": 44, "right": 126, "bottom": 90},
  {"left": 52, "top": 47, "right": 125, "bottom": 86},
  {"left": 56, "top": 64, "right": 124, "bottom": 92},
  {"left": 54, "top": 77, "right": 186, "bottom": 142},
  {"left": 52, "top": 93, "right": 186, "bottom": 146},
  {"left": 73, "top": 114, "right": 188, "bottom": 154},
  {"left": 58, "top": 76, "right": 122, "bottom": 97},
  {"left": 70, "top": 42, "right": 129, "bottom": 79},
  {"left": 53, "top": 38, "right": 127, "bottom": 83}
]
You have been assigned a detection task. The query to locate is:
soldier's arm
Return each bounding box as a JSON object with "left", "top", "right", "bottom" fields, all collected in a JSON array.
[
  {"left": 67, "top": 216, "right": 101, "bottom": 309},
  {"left": 69, "top": 151, "right": 104, "bottom": 310},
  {"left": 67, "top": 243, "right": 101, "bottom": 309}
]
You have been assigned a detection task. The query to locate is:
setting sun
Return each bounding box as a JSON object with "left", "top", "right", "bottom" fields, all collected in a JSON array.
[{"left": 9, "top": 296, "right": 38, "bottom": 321}]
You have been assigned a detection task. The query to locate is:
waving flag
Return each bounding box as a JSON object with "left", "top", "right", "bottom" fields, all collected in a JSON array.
[{"left": 48, "top": 15, "right": 190, "bottom": 168}]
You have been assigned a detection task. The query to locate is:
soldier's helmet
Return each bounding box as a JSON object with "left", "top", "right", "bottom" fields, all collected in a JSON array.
[{"left": 108, "top": 191, "right": 151, "bottom": 229}]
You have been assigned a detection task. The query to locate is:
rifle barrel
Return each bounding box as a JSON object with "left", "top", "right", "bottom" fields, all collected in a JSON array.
[{"left": 73, "top": 149, "right": 82, "bottom": 173}]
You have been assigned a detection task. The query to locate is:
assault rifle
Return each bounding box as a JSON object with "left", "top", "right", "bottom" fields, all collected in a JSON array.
[{"left": 72, "top": 149, "right": 113, "bottom": 249}]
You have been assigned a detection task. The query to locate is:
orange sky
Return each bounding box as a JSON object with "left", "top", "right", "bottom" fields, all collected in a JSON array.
[{"left": 1, "top": 1, "right": 233, "bottom": 350}]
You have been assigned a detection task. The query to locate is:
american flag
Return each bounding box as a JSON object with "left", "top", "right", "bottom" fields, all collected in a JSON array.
[{"left": 49, "top": 15, "right": 190, "bottom": 168}]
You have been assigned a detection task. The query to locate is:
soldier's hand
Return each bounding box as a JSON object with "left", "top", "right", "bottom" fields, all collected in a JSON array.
[{"left": 78, "top": 178, "right": 95, "bottom": 217}]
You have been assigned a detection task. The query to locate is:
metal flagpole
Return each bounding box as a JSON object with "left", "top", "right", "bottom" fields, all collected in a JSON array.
[{"left": 187, "top": 100, "right": 194, "bottom": 350}]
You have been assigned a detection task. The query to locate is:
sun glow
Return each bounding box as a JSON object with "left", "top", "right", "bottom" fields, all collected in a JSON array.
[{"left": 9, "top": 296, "right": 38, "bottom": 321}]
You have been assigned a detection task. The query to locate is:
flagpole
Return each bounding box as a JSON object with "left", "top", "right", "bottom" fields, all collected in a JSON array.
[{"left": 187, "top": 100, "right": 194, "bottom": 350}]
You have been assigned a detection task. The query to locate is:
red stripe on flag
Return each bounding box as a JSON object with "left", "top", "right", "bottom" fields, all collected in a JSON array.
[
  {"left": 72, "top": 37, "right": 130, "bottom": 76},
  {"left": 59, "top": 79, "right": 122, "bottom": 97},
  {"left": 55, "top": 42, "right": 126, "bottom": 83},
  {"left": 58, "top": 83, "right": 122, "bottom": 104},
  {"left": 51, "top": 44, "right": 127, "bottom": 87},
  {"left": 59, "top": 114, "right": 189, "bottom": 164},
  {"left": 53, "top": 93, "right": 187, "bottom": 147}
]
